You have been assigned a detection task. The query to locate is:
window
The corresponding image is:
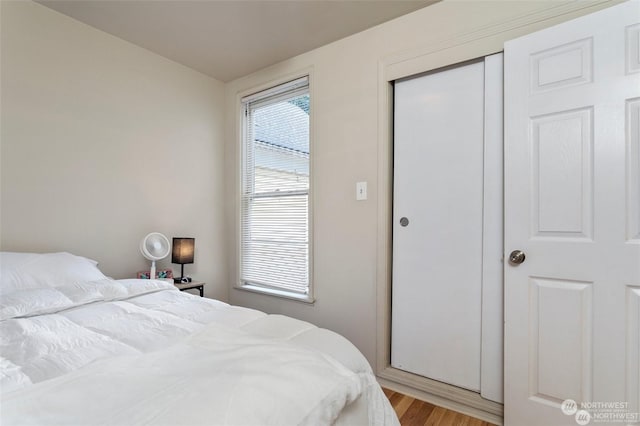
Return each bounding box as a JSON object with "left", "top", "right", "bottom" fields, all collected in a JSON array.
[{"left": 240, "top": 77, "right": 311, "bottom": 300}]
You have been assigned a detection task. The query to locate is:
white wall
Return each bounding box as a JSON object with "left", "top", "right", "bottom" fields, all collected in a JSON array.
[
  {"left": 224, "top": 0, "right": 619, "bottom": 369},
  {"left": 0, "top": 0, "right": 618, "bottom": 372},
  {"left": 0, "top": 1, "right": 228, "bottom": 300}
]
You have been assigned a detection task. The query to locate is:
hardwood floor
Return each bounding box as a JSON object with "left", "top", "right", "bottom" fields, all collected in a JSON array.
[{"left": 382, "top": 388, "right": 496, "bottom": 426}]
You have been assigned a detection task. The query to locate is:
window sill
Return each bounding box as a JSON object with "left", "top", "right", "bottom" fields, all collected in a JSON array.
[{"left": 234, "top": 283, "right": 315, "bottom": 304}]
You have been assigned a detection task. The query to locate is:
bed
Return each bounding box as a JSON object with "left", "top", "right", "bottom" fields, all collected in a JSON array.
[{"left": 0, "top": 252, "right": 399, "bottom": 425}]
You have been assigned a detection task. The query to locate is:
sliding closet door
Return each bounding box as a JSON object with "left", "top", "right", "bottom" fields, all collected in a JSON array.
[
  {"left": 481, "top": 53, "right": 504, "bottom": 404},
  {"left": 391, "top": 61, "right": 486, "bottom": 392}
]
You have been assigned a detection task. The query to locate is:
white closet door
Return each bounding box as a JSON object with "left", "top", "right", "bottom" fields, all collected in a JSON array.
[
  {"left": 481, "top": 53, "right": 504, "bottom": 404},
  {"left": 391, "top": 61, "right": 486, "bottom": 392},
  {"left": 504, "top": 1, "right": 640, "bottom": 425}
]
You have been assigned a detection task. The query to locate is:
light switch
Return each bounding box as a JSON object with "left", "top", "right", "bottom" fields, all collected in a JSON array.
[{"left": 356, "top": 181, "right": 367, "bottom": 201}]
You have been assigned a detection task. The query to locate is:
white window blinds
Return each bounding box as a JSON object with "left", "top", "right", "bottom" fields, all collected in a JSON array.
[{"left": 241, "top": 77, "right": 310, "bottom": 296}]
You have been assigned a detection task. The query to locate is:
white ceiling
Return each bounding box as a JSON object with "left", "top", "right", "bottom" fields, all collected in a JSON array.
[{"left": 37, "top": 0, "right": 436, "bottom": 82}]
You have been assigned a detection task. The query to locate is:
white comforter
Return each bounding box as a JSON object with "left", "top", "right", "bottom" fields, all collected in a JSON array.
[{"left": 0, "top": 279, "right": 397, "bottom": 425}]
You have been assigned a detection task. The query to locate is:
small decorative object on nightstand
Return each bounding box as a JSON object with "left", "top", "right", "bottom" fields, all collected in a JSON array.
[
  {"left": 174, "top": 281, "right": 205, "bottom": 297},
  {"left": 172, "top": 237, "right": 195, "bottom": 283},
  {"left": 137, "top": 269, "right": 173, "bottom": 280}
]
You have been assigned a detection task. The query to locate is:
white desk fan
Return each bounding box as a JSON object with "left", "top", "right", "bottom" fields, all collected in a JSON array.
[{"left": 140, "top": 232, "right": 171, "bottom": 279}]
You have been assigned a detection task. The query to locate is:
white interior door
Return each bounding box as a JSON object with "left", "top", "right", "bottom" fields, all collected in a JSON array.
[
  {"left": 504, "top": 2, "right": 640, "bottom": 425},
  {"left": 392, "top": 57, "right": 503, "bottom": 397}
]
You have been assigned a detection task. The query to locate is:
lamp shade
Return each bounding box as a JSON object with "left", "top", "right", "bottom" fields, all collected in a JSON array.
[{"left": 172, "top": 238, "right": 195, "bottom": 264}]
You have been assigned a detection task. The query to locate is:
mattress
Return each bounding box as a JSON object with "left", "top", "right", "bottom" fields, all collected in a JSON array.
[{"left": 0, "top": 276, "right": 398, "bottom": 425}]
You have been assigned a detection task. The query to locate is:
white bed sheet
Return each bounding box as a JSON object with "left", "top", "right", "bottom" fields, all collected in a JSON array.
[{"left": 0, "top": 279, "right": 398, "bottom": 425}]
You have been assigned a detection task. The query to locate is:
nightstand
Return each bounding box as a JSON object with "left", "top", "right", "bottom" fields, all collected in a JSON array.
[{"left": 174, "top": 281, "right": 205, "bottom": 297}]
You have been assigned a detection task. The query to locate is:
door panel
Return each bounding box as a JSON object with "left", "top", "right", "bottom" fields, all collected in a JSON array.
[
  {"left": 530, "top": 38, "right": 592, "bottom": 93},
  {"left": 504, "top": 2, "right": 640, "bottom": 425},
  {"left": 626, "top": 286, "right": 640, "bottom": 417},
  {"left": 529, "top": 277, "right": 593, "bottom": 405},
  {"left": 531, "top": 107, "right": 593, "bottom": 239},
  {"left": 628, "top": 98, "right": 640, "bottom": 242}
]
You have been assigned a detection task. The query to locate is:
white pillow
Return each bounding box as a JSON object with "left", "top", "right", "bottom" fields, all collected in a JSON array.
[
  {"left": 0, "top": 287, "right": 74, "bottom": 320},
  {"left": 0, "top": 252, "right": 107, "bottom": 294}
]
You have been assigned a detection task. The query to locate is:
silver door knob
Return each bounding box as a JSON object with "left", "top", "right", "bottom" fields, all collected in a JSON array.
[{"left": 509, "top": 250, "right": 526, "bottom": 265}]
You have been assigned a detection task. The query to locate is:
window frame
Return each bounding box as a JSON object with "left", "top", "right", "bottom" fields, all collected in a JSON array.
[{"left": 236, "top": 74, "right": 314, "bottom": 303}]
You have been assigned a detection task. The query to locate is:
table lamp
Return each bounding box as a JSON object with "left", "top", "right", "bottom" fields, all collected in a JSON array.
[{"left": 172, "top": 237, "right": 195, "bottom": 283}]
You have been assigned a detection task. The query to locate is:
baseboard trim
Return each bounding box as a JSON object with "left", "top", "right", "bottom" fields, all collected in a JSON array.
[{"left": 378, "top": 367, "right": 503, "bottom": 425}]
